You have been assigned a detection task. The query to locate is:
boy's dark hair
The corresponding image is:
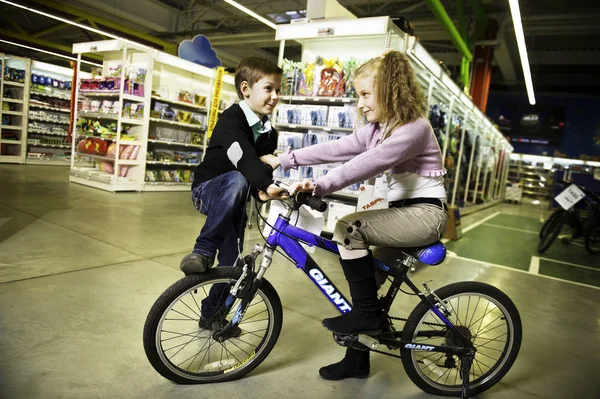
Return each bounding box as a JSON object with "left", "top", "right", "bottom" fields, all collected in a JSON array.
[{"left": 234, "top": 57, "right": 283, "bottom": 99}]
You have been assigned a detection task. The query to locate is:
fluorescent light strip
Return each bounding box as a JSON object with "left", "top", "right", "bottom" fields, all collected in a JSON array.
[
  {"left": 508, "top": 0, "right": 535, "bottom": 105},
  {"left": 0, "top": 38, "right": 102, "bottom": 67},
  {"left": 223, "top": 0, "right": 277, "bottom": 30}
]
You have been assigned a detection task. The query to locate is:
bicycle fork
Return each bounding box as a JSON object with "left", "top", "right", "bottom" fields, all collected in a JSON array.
[{"left": 214, "top": 244, "right": 271, "bottom": 342}]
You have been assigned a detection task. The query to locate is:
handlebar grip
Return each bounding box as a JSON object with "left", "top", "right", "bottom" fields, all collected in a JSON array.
[{"left": 295, "top": 192, "right": 328, "bottom": 212}]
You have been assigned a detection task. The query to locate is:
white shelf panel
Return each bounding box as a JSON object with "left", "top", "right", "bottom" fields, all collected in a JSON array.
[
  {"left": 151, "top": 96, "right": 208, "bottom": 112},
  {"left": 148, "top": 139, "right": 203, "bottom": 148},
  {"left": 1, "top": 140, "right": 22, "bottom": 144},
  {"left": 29, "top": 104, "right": 70, "bottom": 113},
  {"left": 121, "top": 118, "right": 144, "bottom": 126},
  {"left": 123, "top": 94, "right": 145, "bottom": 102},
  {"left": 2, "top": 110, "right": 22, "bottom": 116},
  {"left": 275, "top": 123, "right": 354, "bottom": 133},
  {"left": 78, "top": 113, "right": 119, "bottom": 121},
  {"left": 146, "top": 160, "right": 199, "bottom": 167},
  {"left": 2, "top": 98, "right": 23, "bottom": 104},
  {"left": 280, "top": 95, "right": 357, "bottom": 104},
  {"left": 79, "top": 91, "right": 120, "bottom": 98},
  {"left": 69, "top": 174, "right": 140, "bottom": 192},
  {"left": 149, "top": 118, "right": 205, "bottom": 130},
  {"left": 29, "top": 116, "right": 70, "bottom": 125},
  {"left": 1, "top": 125, "right": 23, "bottom": 130},
  {"left": 143, "top": 182, "right": 192, "bottom": 192},
  {"left": 3, "top": 81, "right": 25, "bottom": 87},
  {"left": 0, "top": 155, "right": 23, "bottom": 164}
]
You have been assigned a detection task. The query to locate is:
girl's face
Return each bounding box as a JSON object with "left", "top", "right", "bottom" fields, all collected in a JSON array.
[{"left": 355, "top": 74, "right": 381, "bottom": 123}]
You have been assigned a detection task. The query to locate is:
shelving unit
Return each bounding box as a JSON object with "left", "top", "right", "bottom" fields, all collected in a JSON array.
[
  {"left": 67, "top": 39, "right": 237, "bottom": 192},
  {"left": 70, "top": 40, "right": 151, "bottom": 192},
  {"left": 1, "top": 53, "right": 30, "bottom": 164},
  {"left": 275, "top": 17, "right": 513, "bottom": 221}
]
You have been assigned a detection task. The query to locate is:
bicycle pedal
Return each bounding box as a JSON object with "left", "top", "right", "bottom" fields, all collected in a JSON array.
[{"left": 332, "top": 333, "right": 358, "bottom": 347}]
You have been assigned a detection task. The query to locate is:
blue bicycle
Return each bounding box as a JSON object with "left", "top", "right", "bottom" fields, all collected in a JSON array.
[{"left": 143, "top": 183, "right": 522, "bottom": 398}]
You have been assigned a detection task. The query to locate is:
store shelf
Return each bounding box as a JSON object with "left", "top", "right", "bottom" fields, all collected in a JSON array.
[
  {"left": 3, "top": 81, "right": 25, "bottom": 87},
  {"left": 275, "top": 123, "right": 354, "bottom": 133},
  {"left": 151, "top": 95, "right": 208, "bottom": 111},
  {"left": 144, "top": 182, "right": 192, "bottom": 192},
  {"left": 78, "top": 136, "right": 140, "bottom": 146},
  {"left": 28, "top": 130, "right": 68, "bottom": 137},
  {"left": 146, "top": 160, "right": 199, "bottom": 167},
  {"left": 0, "top": 155, "right": 23, "bottom": 163},
  {"left": 79, "top": 91, "right": 120, "bottom": 98},
  {"left": 28, "top": 143, "right": 70, "bottom": 149},
  {"left": 149, "top": 118, "right": 205, "bottom": 130},
  {"left": 26, "top": 157, "right": 71, "bottom": 166},
  {"left": 2, "top": 98, "right": 23, "bottom": 104},
  {"left": 74, "top": 153, "right": 140, "bottom": 164},
  {"left": 29, "top": 116, "right": 70, "bottom": 125},
  {"left": 0, "top": 125, "right": 22, "bottom": 130},
  {"left": 280, "top": 95, "right": 357, "bottom": 103},
  {"left": 148, "top": 139, "right": 203, "bottom": 148},
  {"left": 29, "top": 104, "right": 70, "bottom": 113},
  {"left": 2, "top": 110, "right": 23, "bottom": 116},
  {"left": 123, "top": 94, "right": 145, "bottom": 102},
  {"left": 30, "top": 90, "right": 70, "bottom": 100},
  {"left": 69, "top": 174, "right": 140, "bottom": 192},
  {"left": 1, "top": 139, "right": 22, "bottom": 144},
  {"left": 78, "top": 113, "right": 119, "bottom": 121}
]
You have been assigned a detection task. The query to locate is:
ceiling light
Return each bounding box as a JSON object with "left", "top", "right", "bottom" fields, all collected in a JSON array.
[
  {"left": 0, "top": 38, "right": 102, "bottom": 67},
  {"left": 223, "top": 0, "right": 277, "bottom": 30},
  {"left": 508, "top": 0, "right": 535, "bottom": 105}
]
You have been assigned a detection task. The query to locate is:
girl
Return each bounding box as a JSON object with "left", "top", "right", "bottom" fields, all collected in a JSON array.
[{"left": 269, "top": 50, "right": 448, "bottom": 380}]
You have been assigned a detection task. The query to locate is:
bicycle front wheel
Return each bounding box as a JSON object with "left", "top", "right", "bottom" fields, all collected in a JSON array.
[
  {"left": 538, "top": 209, "right": 568, "bottom": 254},
  {"left": 143, "top": 267, "right": 283, "bottom": 384},
  {"left": 400, "top": 282, "right": 522, "bottom": 397}
]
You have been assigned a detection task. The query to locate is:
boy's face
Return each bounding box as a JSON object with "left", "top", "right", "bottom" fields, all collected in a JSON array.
[{"left": 241, "top": 74, "right": 282, "bottom": 117}]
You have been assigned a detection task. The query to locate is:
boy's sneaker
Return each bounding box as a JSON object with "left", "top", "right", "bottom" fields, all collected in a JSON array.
[
  {"left": 180, "top": 253, "right": 215, "bottom": 275},
  {"left": 199, "top": 317, "right": 243, "bottom": 338}
]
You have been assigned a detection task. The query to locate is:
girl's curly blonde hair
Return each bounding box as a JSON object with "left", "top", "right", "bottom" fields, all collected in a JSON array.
[{"left": 355, "top": 50, "right": 427, "bottom": 140}]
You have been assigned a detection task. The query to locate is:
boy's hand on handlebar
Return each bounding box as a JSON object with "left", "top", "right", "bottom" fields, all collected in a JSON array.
[
  {"left": 259, "top": 154, "right": 280, "bottom": 170},
  {"left": 258, "top": 184, "right": 289, "bottom": 201},
  {"left": 290, "top": 179, "right": 315, "bottom": 195}
]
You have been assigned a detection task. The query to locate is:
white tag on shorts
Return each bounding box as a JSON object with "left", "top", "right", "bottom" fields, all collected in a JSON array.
[{"left": 373, "top": 174, "right": 390, "bottom": 198}]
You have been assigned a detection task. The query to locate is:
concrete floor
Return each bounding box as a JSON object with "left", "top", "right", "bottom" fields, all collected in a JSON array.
[{"left": 1, "top": 165, "right": 599, "bottom": 399}]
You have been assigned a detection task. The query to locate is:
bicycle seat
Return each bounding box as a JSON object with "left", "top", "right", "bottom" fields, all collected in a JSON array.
[{"left": 401, "top": 241, "right": 446, "bottom": 266}]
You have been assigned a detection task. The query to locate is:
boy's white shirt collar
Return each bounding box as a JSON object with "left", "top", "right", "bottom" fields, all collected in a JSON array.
[{"left": 239, "top": 100, "right": 272, "bottom": 134}]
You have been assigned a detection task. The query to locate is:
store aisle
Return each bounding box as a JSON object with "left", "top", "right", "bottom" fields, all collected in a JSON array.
[{"left": 1, "top": 165, "right": 599, "bottom": 399}]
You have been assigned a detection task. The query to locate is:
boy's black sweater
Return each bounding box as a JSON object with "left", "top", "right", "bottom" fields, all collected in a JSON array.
[{"left": 193, "top": 104, "right": 278, "bottom": 191}]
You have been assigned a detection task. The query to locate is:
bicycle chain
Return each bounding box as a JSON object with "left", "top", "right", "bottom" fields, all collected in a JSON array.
[{"left": 349, "top": 316, "right": 449, "bottom": 358}]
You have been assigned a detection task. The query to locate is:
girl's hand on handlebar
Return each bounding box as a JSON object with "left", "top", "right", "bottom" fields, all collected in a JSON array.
[{"left": 289, "top": 179, "right": 315, "bottom": 195}]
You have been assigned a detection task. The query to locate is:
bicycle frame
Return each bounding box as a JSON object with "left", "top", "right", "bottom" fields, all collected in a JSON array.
[{"left": 258, "top": 213, "right": 471, "bottom": 356}]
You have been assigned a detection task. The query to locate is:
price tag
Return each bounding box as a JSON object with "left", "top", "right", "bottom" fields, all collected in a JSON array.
[
  {"left": 373, "top": 174, "right": 390, "bottom": 198},
  {"left": 554, "top": 184, "right": 585, "bottom": 210}
]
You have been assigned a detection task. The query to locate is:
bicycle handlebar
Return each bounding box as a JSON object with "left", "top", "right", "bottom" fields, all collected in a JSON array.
[{"left": 272, "top": 179, "right": 328, "bottom": 212}]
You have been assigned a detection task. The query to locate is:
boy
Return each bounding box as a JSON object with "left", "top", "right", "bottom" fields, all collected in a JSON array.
[{"left": 180, "top": 57, "right": 285, "bottom": 277}]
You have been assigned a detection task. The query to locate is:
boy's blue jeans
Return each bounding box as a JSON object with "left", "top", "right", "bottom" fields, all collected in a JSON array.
[{"left": 192, "top": 171, "right": 249, "bottom": 319}]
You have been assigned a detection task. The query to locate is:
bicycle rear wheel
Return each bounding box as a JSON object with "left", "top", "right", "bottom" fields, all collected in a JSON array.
[
  {"left": 538, "top": 209, "right": 568, "bottom": 254},
  {"left": 143, "top": 267, "right": 283, "bottom": 384},
  {"left": 400, "top": 282, "right": 522, "bottom": 397}
]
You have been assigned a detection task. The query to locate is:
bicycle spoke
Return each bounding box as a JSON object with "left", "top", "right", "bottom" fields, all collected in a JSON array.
[
  {"left": 227, "top": 339, "right": 252, "bottom": 357},
  {"left": 474, "top": 332, "right": 508, "bottom": 348},
  {"left": 179, "top": 298, "right": 201, "bottom": 319},
  {"left": 161, "top": 330, "right": 209, "bottom": 342},
  {"left": 239, "top": 317, "right": 268, "bottom": 325},
  {"left": 474, "top": 321, "right": 506, "bottom": 339},
  {"left": 474, "top": 351, "right": 497, "bottom": 364},
  {"left": 164, "top": 332, "right": 205, "bottom": 354},
  {"left": 189, "top": 291, "right": 202, "bottom": 315},
  {"left": 240, "top": 308, "right": 268, "bottom": 323},
  {"left": 175, "top": 335, "right": 209, "bottom": 369},
  {"left": 467, "top": 297, "right": 481, "bottom": 327}
]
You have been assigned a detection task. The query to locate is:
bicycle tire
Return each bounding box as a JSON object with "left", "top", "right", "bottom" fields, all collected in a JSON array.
[
  {"left": 539, "top": 209, "right": 562, "bottom": 238},
  {"left": 143, "top": 267, "right": 283, "bottom": 384},
  {"left": 584, "top": 211, "right": 600, "bottom": 255},
  {"left": 538, "top": 209, "right": 568, "bottom": 254},
  {"left": 400, "top": 281, "right": 522, "bottom": 397}
]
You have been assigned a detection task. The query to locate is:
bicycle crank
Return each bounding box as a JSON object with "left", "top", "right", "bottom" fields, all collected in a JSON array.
[{"left": 332, "top": 333, "right": 380, "bottom": 350}]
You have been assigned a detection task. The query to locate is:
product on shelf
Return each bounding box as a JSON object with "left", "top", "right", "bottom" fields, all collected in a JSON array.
[
  {"left": 281, "top": 57, "right": 361, "bottom": 98},
  {"left": 122, "top": 102, "right": 144, "bottom": 119},
  {"left": 3, "top": 66, "right": 26, "bottom": 83},
  {"left": 327, "top": 106, "right": 357, "bottom": 129}
]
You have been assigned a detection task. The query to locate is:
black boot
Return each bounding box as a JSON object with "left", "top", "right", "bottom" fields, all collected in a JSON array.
[
  {"left": 322, "top": 252, "right": 383, "bottom": 335},
  {"left": 319, "top": 347, "right": 370, "bottom": 380}
]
